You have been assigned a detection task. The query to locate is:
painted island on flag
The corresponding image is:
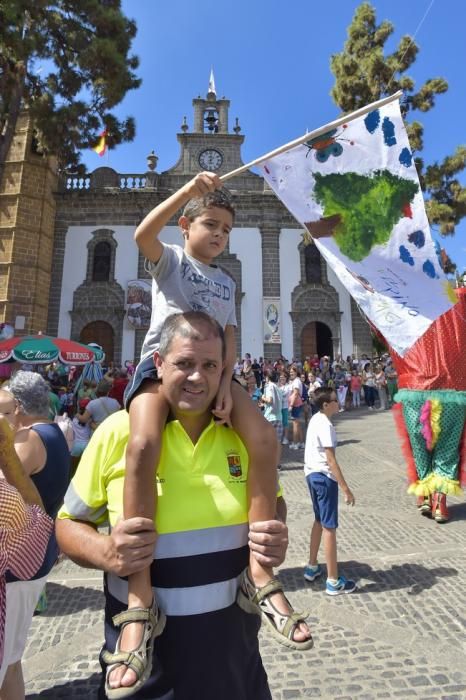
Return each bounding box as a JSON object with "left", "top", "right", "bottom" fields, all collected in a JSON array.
[{"left": 260, "top": 98, "right": 456, "bottom": 356}]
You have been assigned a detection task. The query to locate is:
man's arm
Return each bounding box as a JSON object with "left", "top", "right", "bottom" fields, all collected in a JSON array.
[
  {"left": 0, "top": 418, "right": 44, "bottom": 508},
  {"left": 56, "top": 516, "right": 157, "bottom": 576},
  {"left": 135, "top": 172, "right": 221, "bottom": 263},
  {"left": 324, "top": 447, "right": 355, "bottom": 505}
]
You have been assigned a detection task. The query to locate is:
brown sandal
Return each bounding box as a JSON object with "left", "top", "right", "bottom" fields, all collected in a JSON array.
[{"left": 102, "top": 603, "right": 166, "bottom": 699}]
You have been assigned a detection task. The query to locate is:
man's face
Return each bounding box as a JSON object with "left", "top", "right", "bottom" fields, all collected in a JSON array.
[
  {"left": 155, "top": 332, "right": 224, "bottom": 416},
  {"left": 0, "top": 390, "right": 18, "bottom": 428}
]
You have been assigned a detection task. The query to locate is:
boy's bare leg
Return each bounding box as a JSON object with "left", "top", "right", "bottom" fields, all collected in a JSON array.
[
  {"left": 108, "top": 383, "right": 168, "bottom": 691},
  {"left": 231, "top": 382, "right": 311, "bottom": 642},
  {"left": 322, "top": 527, "right": 338, "bottom": 580},
  {"left": 308, "top": 520, "right": 323, "bottom": 566}
]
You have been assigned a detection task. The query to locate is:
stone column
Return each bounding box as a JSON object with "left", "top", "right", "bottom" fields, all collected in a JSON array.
[
  {"left": 260, "top": 223, "right": 282, "bottom": 359},
  {"left": 0, "top": 112, "right": 58, "bottom": 334}
]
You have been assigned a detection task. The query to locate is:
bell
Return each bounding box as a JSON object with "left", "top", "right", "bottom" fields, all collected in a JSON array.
[{"left": 204, "top": 108, "right": 218, "bottom": 132}]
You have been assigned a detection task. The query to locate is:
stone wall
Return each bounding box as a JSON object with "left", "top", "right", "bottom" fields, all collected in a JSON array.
[{"left": 0, "top": 113, "right": 58, "bottom": 334}]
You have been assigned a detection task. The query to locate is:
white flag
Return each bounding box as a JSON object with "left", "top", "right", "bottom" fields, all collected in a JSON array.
[{"left": 260, "top": 98, "right": 456, "bottom": 356}]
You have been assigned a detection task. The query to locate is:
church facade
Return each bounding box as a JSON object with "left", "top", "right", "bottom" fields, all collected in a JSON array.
[{"left": 8, "top": 80, "right": 373, "bottom": 364}]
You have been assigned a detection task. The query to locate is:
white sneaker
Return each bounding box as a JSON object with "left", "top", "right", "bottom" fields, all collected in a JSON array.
[
  {"left": 298, "top": 442, "right": 305, "bottom": 449},
  {"left": 281, "top": 438, "right": 289, "bottom": 445},
  {"left": 290, "top": 443, "right": 298, "bottom": 450}
]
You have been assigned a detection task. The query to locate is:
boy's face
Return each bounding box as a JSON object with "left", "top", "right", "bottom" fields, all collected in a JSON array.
[
  {"left": 323, "top": 392, "right": 339, "bottom": 417},
  {"left": 179, "top": 206, "right": 233, "bottom": 265}
]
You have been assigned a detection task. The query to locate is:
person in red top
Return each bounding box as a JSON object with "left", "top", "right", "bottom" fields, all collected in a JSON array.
[
  {"left": 390, "top": 288, "right": 466, "bottom": 523},
  {"left": 108, "top": 370, "right": 129, "bottom": 407}
]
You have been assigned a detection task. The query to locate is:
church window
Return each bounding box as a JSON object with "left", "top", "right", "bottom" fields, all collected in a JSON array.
[
  {"left": 304, "top": 244, "right": 322, "bottom": 284},
  {"left": 92, "top": 241, "right": 111, "bottom": 281}
]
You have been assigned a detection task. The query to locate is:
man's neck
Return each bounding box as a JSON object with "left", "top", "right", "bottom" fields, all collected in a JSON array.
[{"left": 174, "top": 411, "right": 213, "bottom": 444}]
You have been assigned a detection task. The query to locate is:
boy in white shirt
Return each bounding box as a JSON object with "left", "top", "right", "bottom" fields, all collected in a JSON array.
[{"left": 303, "top": 387, "right": 357, "bottom": 595}]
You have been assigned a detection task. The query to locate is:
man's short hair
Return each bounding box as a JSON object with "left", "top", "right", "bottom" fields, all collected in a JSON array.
[
  {"left": 314, "top": 387, "right": 336, "bottom": 410},
  {"left": 6, "top": 371, "right": 50, "bottom": 417},
  {"left": 158, "top": 311, "right": 226, "bottom": 360},
  {"left": 265, "top": 369, "right": 279, "bottom": 384},
  {"left": 182, "top": 188, "right": 235, "bottom": 223},
  {"left": 96, "top": 380, "right": 112, "bottom": 397}
]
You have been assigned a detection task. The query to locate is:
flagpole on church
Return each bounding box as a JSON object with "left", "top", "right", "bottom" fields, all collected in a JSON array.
[{"left": 220, "top": 90, "right": 403, "bottom": 183}]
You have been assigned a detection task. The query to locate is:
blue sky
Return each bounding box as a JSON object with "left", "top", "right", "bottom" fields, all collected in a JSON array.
[{"left": 81, "top": 0, "right": 465, "bottom": 272}]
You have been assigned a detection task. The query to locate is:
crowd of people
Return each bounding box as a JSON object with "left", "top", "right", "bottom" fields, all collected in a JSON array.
[{"left": 235, "top": 350, "right": 398, "bottom": 450}]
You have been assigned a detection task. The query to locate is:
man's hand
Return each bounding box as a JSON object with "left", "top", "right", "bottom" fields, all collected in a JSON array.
[
  {"left": 211, "top": 379, "right": 233, "bottom": 427},
  {"left": 182, "top": 172, "right": 222, "bottom": 199},
  {"left": 248, "top": 519, "right": 289, "bottom": 568},
  {"left": 344, "top": 488, "right": 355, "bottom": 506},
  {"left": 107, "top": 517, "right": 157, "bottom": 577}
]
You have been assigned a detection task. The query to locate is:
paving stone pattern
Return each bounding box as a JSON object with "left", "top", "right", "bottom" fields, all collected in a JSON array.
[{"left": 24, "top": 408, "right": 466, "bottom": 698}]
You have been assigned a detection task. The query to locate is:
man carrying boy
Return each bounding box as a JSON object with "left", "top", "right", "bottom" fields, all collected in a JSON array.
[
  {"left": 303, "top": 387, "right": 357, "bottom": 594},
  {"left": 57, "top": 312, "right": 292, "bottom": 699},
  {"left": 115, "top": 174, "right": 310, "bottom": 696}
]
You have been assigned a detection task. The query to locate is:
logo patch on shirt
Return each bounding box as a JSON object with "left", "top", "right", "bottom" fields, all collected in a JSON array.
[{"left": 227, "top": 452, "right": 242, "bottom": 478}]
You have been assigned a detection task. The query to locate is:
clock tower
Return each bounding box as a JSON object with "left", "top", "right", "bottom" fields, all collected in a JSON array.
[{"left": 169, "top": 70, "right": 245, "bottom": 176}]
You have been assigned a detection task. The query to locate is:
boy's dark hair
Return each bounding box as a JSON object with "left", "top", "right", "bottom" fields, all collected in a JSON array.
[
  {"left": 182, "top": 188, "right": 235, "bottom": 222},
  {"left": 314, "top": 387, "right": 336, "bottom": 411}
]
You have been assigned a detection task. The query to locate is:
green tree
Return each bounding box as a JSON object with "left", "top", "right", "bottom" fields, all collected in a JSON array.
[
  {"left": 330, "top": 2, "right": 466, "bottom": 268},
  {"left": 0, "top": 0, "right": 141, "bottom": 173}
]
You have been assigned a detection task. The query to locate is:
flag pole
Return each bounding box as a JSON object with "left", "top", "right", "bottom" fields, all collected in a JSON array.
[{"left": 220, "top": 90, "right": 403, "bottom": 183}]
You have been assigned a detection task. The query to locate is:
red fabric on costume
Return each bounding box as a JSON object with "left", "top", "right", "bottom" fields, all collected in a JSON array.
[{"left": 390, "top": 288, "right": 466, "bottom": 391}]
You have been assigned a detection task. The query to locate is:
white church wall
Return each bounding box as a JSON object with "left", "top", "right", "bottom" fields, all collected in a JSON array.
[
  {"left": 229, "top": 228, "right": 262, "bottom": 358},
  {"left": 279, "top": 228, "right": 302, "bottom": 360}
]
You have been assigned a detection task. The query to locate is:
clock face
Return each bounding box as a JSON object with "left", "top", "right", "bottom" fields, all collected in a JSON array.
[{"left": 198, "top": 149, "right": 223, "bottom": 171}]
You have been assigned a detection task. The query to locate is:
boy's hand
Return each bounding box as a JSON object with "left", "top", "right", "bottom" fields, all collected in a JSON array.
[
  {"left": 211, "top": 380, "right": 233, "bottom": 427},
  {"left": 182, "top": 172, "right": 222, "bottom": 199},
  {"left": 344, "top": 488, "right": 355, "bottom": 506}
]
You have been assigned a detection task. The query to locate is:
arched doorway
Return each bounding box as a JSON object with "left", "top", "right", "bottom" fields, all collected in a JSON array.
[
  {"left": 80, "top": 321, "right": 114, "bottom": 363},
  {"left": 301, "top": 321, "right": 333, "bottom": 359}
]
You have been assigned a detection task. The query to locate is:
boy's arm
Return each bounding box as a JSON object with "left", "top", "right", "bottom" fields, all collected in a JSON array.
[
  {"left": 135, "top": 171, "right": 222, "bottom": 262},
  {"left": 324, "top": 447, "right": 355, "bottom": 505}
]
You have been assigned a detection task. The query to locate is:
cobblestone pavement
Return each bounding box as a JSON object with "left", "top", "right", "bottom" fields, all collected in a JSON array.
[{"left": 24, "top": 408, "right": 466, "bottom": 699}]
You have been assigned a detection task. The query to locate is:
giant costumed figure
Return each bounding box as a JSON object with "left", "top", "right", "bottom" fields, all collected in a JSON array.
[{"left": 389, "top": 287, "right": 466, "bottom": 522}]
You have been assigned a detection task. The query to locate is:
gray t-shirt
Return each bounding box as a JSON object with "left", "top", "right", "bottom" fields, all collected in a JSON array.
[
  {"left": 86, "top": 396, "right": 121, "bottom": 426},
  {"left": 141, "top": 244, "right": 237, "bottom": 360}
]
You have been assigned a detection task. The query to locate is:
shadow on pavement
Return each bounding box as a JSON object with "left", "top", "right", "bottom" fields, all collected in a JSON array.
[
  {"left": 446, "top": 501, "right": 466, "bottom": 521},
  {"left": 281, "top": 560, "right": 458, "bottom": 596},
  {"left": 26, "top": 673, "right": 101, "bottom": 698},
  {"left": 36, "top": 582, "right": 104, "bottom": 617}
]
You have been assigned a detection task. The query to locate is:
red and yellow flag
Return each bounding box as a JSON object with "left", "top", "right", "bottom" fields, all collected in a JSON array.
[{"left": 93, "top": 129, "right": 107, "bottom": 157}]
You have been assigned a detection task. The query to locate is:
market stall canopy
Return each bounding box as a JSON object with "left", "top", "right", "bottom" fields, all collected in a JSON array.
[{"left": 0, "top": 335, "right": 96, "bottom": 365}]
